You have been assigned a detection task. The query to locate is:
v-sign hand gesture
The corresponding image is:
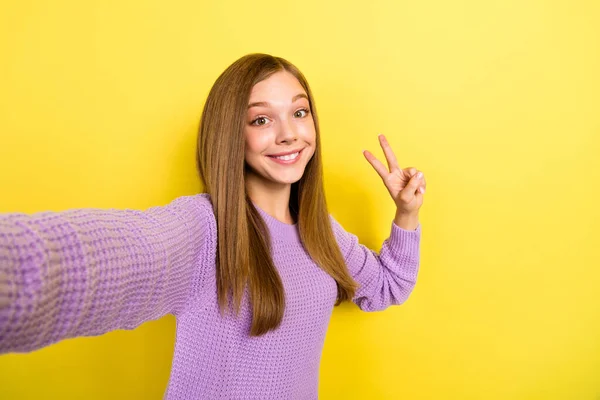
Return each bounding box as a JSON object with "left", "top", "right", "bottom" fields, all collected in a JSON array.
[{"left": 363, "top": 134, "right": 426, "bottom": 217}]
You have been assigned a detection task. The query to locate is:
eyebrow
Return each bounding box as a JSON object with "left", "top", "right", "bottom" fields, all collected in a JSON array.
[{"left": 247, "top": 93, "right": 308, "bottom": 109}]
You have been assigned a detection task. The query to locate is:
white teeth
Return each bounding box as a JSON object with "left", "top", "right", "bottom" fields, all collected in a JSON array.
[{"left": 273, "top": 151, "right": 299, "bottom": 161}]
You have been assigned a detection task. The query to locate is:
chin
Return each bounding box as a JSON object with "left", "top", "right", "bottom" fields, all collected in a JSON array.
[{"left": 271, "top": 174, "right": 304, "bottom": 185}]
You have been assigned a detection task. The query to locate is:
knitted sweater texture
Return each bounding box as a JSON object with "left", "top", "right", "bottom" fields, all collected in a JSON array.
[{"left": 0, "top": 193, "right": 421, "bottom": 399}]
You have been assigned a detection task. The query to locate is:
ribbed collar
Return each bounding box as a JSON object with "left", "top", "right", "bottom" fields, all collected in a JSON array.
[{"left": 251, "top": 201, "right": 300, "bottom": 242}]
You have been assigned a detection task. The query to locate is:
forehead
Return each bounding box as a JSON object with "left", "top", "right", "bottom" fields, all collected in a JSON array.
[{"left": 248, "top": 71, "right": 307, "bottom": 101}]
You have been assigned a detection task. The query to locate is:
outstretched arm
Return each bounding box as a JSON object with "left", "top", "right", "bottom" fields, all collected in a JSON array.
[{"left": 0, "top": 193, "right": 213, "bottom": 354}]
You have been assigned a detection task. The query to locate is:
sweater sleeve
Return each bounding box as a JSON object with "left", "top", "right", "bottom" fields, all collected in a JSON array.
[
  {"left": 0, "top": 193, "right": 214, "bottom": 354},
  {"left": 329, "top": 214, "right": 421, "bottom": 311}
]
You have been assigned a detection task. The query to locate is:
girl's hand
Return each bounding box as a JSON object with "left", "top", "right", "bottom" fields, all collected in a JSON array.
[{"left": 363, "top": 134, "right": 426, "bottom": 216}]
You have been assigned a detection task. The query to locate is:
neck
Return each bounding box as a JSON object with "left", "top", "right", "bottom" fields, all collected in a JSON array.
[{"left": 246, "top": 174, "right": 294, "bottom": 225}]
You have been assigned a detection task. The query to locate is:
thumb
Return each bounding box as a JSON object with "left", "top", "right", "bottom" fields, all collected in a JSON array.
[{"left": 403, "top": 172, "right": 423, "bottom": 195}]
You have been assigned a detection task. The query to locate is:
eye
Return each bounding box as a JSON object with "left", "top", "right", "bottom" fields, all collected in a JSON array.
[
  {"left": 251, "top": 116, "right": 270, "bottom": 126},
  {"left": 294, "top": 108, "right": 310, "bottom": 118}
]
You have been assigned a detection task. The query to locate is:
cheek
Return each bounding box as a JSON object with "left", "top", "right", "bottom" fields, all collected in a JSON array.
[
  {"left": 244, "top": 130, "right": 271, "bottom": 157},
  {"left": 302, "top": 119, "right": 317, "bottom": 140}
]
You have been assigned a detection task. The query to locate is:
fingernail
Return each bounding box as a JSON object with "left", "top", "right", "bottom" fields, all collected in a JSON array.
[
  {"left": 419, "top": 187, "right": 425, "bottom": 194},
  {"left": 417, "top": 172, "right": 423, "bottom": 179}
]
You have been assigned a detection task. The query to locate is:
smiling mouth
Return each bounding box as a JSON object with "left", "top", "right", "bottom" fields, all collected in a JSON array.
[{"left": 267, "top": 148, "right": 303, "bottom": 161}]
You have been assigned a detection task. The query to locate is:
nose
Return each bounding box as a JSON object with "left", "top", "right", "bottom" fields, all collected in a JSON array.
[{"left": 276, "top": 117, "right": 298, "bottom": 145}]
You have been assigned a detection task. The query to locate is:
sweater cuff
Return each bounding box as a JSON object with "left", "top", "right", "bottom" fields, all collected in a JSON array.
[{"left": 387, "top": 221, "right": 421, "bottom": 253}]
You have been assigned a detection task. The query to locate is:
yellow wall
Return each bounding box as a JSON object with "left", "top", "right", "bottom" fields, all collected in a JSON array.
[{"left": 1, "top": 0, "right": 598, "bottom": 398}]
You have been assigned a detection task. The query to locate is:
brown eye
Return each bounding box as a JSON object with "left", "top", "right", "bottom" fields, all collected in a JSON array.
[
  {"left": 294, "top": 109, "right": 309, "bottom": 118},
  {"left": 252, "top": 117, "right": 269, "bottom": 126}
]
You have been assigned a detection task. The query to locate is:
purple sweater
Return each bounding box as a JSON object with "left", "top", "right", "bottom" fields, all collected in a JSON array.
[{"left": 0, "top": 193, "right": 421, "bottom": 399}]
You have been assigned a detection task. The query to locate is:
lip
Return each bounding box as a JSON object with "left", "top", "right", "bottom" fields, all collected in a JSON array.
[
  {"left": 266, "top": 148, "right": 304, "bottom": 165},
  {"left": 267, "top": 148, "right": 305, "bottom": 157}
]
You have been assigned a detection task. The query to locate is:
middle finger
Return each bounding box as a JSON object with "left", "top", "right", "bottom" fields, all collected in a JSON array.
[{"left": 378, "top": 134, "right": 401, "bottom": 173}]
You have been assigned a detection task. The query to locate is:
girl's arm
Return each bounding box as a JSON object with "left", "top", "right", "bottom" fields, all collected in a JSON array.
[
  {"left": 0, "top": 193, "right": 214, "bottom": 354},
  {"left": 330, "top": 214, "right": 421, "bottom": 311}
]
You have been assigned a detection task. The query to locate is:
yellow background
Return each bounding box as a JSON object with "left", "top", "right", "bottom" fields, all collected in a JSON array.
[{"left": 1, "top": 0, "right": 599, "bottom": 399}]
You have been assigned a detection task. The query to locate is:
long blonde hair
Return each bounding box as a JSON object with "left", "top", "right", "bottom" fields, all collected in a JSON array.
[{"left": 196, "top": 53, "right": 358, "bottom": 336}]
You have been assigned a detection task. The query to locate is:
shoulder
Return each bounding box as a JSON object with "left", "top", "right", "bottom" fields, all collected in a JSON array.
[
  {"left": 168, "top": 192, "right": 216, "bottom": 230},
  {"left": 328, "top": 213, "right": 357, "bottom": 257},
  {"left": 328, "top": 213, "right": 352, "bottom": 236},
  {"left": 171, "top": 192, "right": 214, "bottom": 212}
]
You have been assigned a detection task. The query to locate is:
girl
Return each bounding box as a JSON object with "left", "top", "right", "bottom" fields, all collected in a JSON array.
[{"left": 0, "top": 53, "right": 426, "bottom": 399}]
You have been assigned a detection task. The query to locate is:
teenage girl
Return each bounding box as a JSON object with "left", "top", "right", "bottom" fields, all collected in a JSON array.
[{"left": 0, "top": 53, "right": 426, "bottom": 399}]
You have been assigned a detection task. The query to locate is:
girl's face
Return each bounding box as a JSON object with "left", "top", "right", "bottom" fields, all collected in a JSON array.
[{"left": 244, "top": 71, "right": 316, "bottom": 188}]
